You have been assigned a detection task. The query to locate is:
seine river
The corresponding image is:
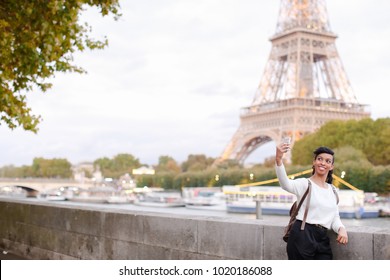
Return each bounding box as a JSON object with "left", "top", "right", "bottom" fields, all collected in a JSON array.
[{"left": 1, "top": 196, "right": 390, "bottom": 229}]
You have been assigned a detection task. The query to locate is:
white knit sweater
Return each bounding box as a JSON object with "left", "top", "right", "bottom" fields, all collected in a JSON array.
[{"left": 275, "top": 163, "right": 345, "bottom": 233}]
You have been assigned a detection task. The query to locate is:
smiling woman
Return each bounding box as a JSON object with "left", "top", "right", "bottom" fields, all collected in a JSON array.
[{"left": 275, "top": 144, "right": 348, "bottom": 260}]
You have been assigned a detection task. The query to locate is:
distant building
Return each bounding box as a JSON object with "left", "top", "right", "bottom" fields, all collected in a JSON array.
[
  {"left": 118, "top": 173, "right": 136, "bottom": 189},
  {"left": 72, "top": 162, "right": 102, "bottom": 183},
  {"left": 132, "top": 166, "right": 155, "bottom": 175}
]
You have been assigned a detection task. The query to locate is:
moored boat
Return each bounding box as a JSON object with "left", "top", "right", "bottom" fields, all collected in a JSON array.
[
  {"left": 223, "top": 185, "right": 295, "bottom": 215},
  {"left": 39, "top": 186, "right": 80, "bottom": 201},
  {"left": 222, "top": 185, "right": 381, "bottom": 218},
  {"left": 134, "top": 189, "right": 185, "bottom": 207},
  {"left": 182, "top": 187, "right": 227, "bottom": 211},
  {"left": 0, "top": 185, "right": 29, "bottom": 198},
  {"left": 106, "top": 190, "right": 136, "bottom": 204},
  {"left": 67, "top": 186, "right": 116, "bottom": 204}
]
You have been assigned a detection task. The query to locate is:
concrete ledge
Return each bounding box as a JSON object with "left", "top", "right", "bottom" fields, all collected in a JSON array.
[{"left": 0, "top": 198, "right": 389, "bottom": 260}]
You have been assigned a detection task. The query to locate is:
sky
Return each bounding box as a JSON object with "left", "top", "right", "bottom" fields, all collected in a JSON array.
[{"left": 1, "top": 0, "right": 389, "bottom": 168}]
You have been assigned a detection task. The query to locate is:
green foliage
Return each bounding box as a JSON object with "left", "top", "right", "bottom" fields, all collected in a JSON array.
[
  {"left": 288, "top": 118, "right": 390, "bottom": 193},
  {"left": 334, "top": 165, "right": 390, "bottom": 194},
  {"left": 94, "top": 153, "right": 141, "bottom": 179},
  {"left": 181, "top": 154, "right": 215, "bottom": 172},
  {"left": 170, "top": 166, "right": 278, "bottom": 189},
  {"left": 213, "top": 159, "right": 243, "bottom": 169},
  {"left": 31, "top": 157, "right": 72, "bottom": 178},
  {"left": 365, "top": 166, "right": 390, "bottom": 194},
  {"left": 135, "top": 175, "right": 154, "bottom": 188},
  {"left": 0, "top": 164, "right": 36, "bottom": 178},
  {"left": 153, "top": 172, "right": 176, "bottom": 189},
  {"left": 0, "top": 0, "right": 120, "bottom": 132},
  {"left": 333, "top": 146, "right": 372, "bottom": 170},
  {"left": 262, "top": 156, "right": 277, "bottom": 168},
  {"left": 1, "top": 151, "right": 388, "bottom": 194},
  {"left": 292, "top": 118, "right": 390, "bottom": 166},
  {"left": 0, "top": 165, "right": 24, "bottom": 177},
  {"left": 155, "top": 155, "right": 181, "bottom": 173}
]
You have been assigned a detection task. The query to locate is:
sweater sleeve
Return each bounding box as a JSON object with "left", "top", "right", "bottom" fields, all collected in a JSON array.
[
  {"left": 330, "top": 187, "right": 345, "bottom": 233},
  {"left": 275, "top": 163, "right": 307, "bottom": 197},
  {"left": 331, "top": 214, "right": 344, "bottom": 233}
]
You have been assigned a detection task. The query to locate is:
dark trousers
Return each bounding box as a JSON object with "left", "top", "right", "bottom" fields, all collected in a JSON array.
[{"left": 287, "top": 220, "right": 333, "bottom": 260}]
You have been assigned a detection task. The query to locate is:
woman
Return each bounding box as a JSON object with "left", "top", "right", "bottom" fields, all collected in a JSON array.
[{"left": 275, "top": 142, "right": 348, "bottom": 260}]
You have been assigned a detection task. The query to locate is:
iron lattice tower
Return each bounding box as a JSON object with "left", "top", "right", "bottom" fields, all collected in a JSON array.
[{"left": 216, "top": 0, "right": 370, "bottom": 165}]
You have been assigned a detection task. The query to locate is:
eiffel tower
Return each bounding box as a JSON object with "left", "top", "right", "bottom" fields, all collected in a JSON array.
[{"left": 216, "top": 0, "right": 370, "bottom": 165}]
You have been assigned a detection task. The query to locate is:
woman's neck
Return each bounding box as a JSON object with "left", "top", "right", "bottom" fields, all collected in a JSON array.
[{"left": 310, "top": 174, "right": 328, "bottom": 188}]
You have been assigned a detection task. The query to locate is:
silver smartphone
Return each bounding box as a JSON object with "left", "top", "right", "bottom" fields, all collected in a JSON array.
[{"left": 282, "top": 137, "right": 291, "bottom": 145}]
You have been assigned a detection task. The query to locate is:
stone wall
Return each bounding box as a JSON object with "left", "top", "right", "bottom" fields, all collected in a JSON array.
[{"left": 0, "top": 198, "right": 389, "bottom": 260}]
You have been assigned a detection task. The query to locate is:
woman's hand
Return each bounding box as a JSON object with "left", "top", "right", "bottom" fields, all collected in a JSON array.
[
  {"left": 336, "top": 227, "right": 348, "bottom": 245},
  {"left": 275, "top": 142, "right": 290, "bottom": 166}
]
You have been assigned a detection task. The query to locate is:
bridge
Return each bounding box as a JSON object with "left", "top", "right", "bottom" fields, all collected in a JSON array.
[{"left": 0, "top": 178, "right": 95, "bottom": 193}]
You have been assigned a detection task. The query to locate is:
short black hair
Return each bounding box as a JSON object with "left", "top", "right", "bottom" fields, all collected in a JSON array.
[
  {"left": 313, "top": 146, "right": 335, "bottom": 163},
  {"left": 312, "top": 146, "right": 335, "bottom": 184}
]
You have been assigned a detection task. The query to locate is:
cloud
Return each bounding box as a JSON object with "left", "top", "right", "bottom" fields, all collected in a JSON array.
[{"left": 1, "top": 0, "right": 389, "bottom": 168}]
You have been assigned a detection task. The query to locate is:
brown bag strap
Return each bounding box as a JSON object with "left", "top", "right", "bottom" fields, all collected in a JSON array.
[
  {"left": 331, "top": 185, "right": 339, "bottom": 204},
  {"left": 291, "top": 179, "right": 311, "bottom": 230},
  {"left": 294, "top": 183, "right": 309, "bottom": 213},
  {"left": 289, "top": 179, "right": 311, "bottom": 231},
  {"left": 300, "top": 180, "right": 312, "bottom": 230}
]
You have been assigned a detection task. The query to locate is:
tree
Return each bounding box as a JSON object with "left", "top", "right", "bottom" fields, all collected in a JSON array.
[
  {"left": 181, "top": 154, "right": 215, "bottom": 172},
  {"left": 0, "top": 0, "right": 120, "bottom": 132},
  {"left": 291, "top": 118, "right": 390, "bottom": 166},
  {"left": 94, "top": 153, "right": 141, "bottom": 179},
  {"left": 213, "top": 159, "right": 242, "bottom": 170},
  {"left": 155, "top": 155, "right": 181, "bottom": 173},
  {"left": 31, "top": 157, "right": 72, "bottom": 178}
]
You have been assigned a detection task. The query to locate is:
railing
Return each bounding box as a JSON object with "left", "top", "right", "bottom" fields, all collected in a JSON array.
[
  {"left": 226, "top": 168, "right": 363, "bottom": 193},
  {"left": 240, "top": 97, "right": 369, "bottom": 116}
]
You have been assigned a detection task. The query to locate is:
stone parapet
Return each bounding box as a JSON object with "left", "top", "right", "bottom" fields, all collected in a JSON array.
[{"left": 0, "top": 198, "right": 389, "bottom": 260}]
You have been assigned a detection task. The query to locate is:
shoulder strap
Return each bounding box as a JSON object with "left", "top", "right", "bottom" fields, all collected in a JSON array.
[
  {"left": 300, "top": 180, "right": 311, "bottom": 230},
  {"left": 291, "top": 179, "right": 311, "bottom": 230},
  {"left": 295, "top": 181, "right": 310, "bottom": 210},
  {"left": 331, "top": 185, "right": 339, "bottom": 204}
]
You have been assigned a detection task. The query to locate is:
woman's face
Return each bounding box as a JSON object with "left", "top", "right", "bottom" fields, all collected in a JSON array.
[{"left": 313, "top": 153, "right": 334, "bottom": 176}]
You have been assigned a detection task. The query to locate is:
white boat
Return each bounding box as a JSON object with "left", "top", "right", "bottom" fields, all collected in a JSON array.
[
  {"left": 336, "top": 190, "right": 380, "bottom": 219},
  {"left": 44, "top": 193, "right": 67, "bottom": 201},
  {"left": 68, "top": 186, "right": 116, "bottom": 204},
  {"left": 182, "top": 187, "right": 227, "bottom": 211},
  {"left": 68, "top": 195, "right": 108, "bottom": 204},
  {"left": 39, "top": 187, "right": 73, "bottom": 201},
  {"left": 222, "top": 185, "right": 380, "bottom": 218},
  {"left": 223, "top": 185, "right": 296, "bottom": 215},
  {"left": 0, "top": 185, "right": 29, "bottom": 198},
  {"left": 106, "top": 191, "right": 136, "bottom": 204},
  {"left": 106, "top": 196, "right": 130, "bottom": 204},
  {"left": 134, "top": 190, "right": 185, "bottom": 207}
]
